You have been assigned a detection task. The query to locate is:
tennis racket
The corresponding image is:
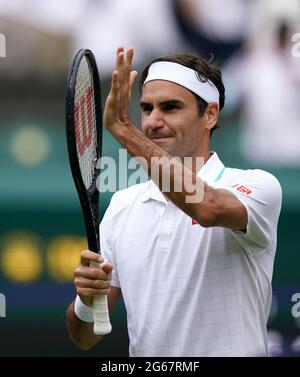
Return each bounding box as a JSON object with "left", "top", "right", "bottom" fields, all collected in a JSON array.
[{"left": 65, "top": 49, "right": 112, "bottom": 335}]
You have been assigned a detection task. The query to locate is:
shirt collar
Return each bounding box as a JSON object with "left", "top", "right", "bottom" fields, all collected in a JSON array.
[
  {"left": 197, "top": 151, "right": 225, "bottom": 183},
  {"left": 141, "top": 152, "right": 225, "bottom": 203}
]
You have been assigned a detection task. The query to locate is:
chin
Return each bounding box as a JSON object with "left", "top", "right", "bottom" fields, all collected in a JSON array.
[{"left": 166, "top": 148, "right": 182, "bottom": 158}]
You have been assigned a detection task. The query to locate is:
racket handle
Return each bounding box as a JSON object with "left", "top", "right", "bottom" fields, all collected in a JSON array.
[
  {"left": 92, "top": 294, "right": 112, "bottom": 335},
  {"left": 89, "top": 260, "right": 112, "bottom": 335}
]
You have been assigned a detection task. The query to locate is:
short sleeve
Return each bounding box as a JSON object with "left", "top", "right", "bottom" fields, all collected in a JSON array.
[
  {"left": 99, "top": 195, "right": 120, "bottom": 288},
  {"left": 219, "top": 170, "right": 282, "bottom": 250}
]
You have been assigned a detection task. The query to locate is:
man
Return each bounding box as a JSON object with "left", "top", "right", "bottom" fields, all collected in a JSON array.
[{"left": 66, "top": 47, "right": 282, "bottom": 356}]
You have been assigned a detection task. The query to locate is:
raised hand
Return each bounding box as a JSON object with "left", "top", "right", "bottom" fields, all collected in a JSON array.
[{"left": 104, "top": 47, "right": 138, "bottom": 132}]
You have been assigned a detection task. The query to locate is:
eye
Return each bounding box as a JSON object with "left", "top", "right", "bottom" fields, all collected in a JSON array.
[
  {"left": 161, "top": 101, "right": 182, "bottom": 112},
  {"left": 140, "top": 103, "right": 153, "bottom": 113},
  {"left": 163, "top": 104, "right": 177, "bottom": 111}
]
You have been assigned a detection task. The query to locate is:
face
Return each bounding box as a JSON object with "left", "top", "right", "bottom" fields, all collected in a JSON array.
[{"left": 140, "top": 80, "right": 218, "bottom": 159}]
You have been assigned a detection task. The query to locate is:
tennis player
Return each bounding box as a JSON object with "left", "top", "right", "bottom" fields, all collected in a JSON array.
[{"left": 66, "top": 47, "right": 282, "bottom": 356}]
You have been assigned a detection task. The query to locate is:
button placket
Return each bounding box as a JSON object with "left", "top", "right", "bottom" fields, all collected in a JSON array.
[{"left": 157, "top": 203, "right": 174, "bottom": 251}]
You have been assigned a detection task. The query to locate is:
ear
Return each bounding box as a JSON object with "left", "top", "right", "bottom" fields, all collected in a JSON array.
[{"left": 205, "top": 103, "right": 219, "bottom": 131}]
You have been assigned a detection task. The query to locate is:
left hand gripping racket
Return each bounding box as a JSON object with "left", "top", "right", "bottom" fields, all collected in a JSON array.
[{"left": 65, "top": 49, "right": 112, "bottom": 335}]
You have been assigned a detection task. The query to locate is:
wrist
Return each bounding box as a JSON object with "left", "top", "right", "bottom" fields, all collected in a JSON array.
[{"left": 74, "top": 295, "right": 94, "bottom": 323}]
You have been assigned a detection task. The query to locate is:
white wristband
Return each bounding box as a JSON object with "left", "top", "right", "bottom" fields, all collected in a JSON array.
[{"left": 74, "top": 295, "right": 94, "bottom": 323}]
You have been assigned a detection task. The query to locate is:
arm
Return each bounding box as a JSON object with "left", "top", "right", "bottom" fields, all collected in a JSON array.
[
  {"left": 66, "top": 250, "right": 121, "bottom": 350},
  {"left": 103, "top": 47, "right": 247, "bottom": 231}
]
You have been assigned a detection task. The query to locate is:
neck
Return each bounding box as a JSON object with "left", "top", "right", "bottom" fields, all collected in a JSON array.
[{"left": 176, "top": 149, "right": 211, "bottom": 175}]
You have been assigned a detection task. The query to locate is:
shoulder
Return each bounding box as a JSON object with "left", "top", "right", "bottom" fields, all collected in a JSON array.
[
  {"left": 110, "top": 180, "right": 150, "bottom": 204},
  {"left": 220, "top": 167, "right": 282, "bottom": 204},
  {"left": 224, "top": 168, "right": 280, "bottom": 187},
  {"left": 224, "top": 167, "right": 281, "bottom": 188},
  {"left": 104, "top": 181, "right": 151, "bottom": 219}
]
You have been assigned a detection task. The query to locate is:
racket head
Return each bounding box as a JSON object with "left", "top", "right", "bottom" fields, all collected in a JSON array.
[{"left": 66, "top": 49, "right": 102, "bottom": 253}]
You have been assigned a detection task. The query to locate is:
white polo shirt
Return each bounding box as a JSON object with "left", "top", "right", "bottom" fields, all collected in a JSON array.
[{"left": 100, "top": 153, "right": 282, "bottom": 357}]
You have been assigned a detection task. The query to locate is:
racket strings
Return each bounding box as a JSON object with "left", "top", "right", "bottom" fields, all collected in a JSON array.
[{"left": 74, "top": 56, "right": 98, "bottom": 190}]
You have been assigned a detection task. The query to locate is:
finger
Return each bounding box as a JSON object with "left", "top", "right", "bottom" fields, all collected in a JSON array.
[
  {"left": 80, "top": 250, "right": 102, "bottom": 267},
  {"left": 75, "top": 276, "right": 111, "bottom": 290},
  {"left": 116, "top": 50, "right": 124, "bottom": 67},
  {"left": 116, "top": 50, "right": 124, "bottom": 82},
  {"left": 130, "top": 70, "right": 138, "bottom": 88},
  {"left": 75, "top": 266, "right": 102, "bottom": 280},
  {"left": 117, "top": 46, "right": 124, "bottom": 55},
  {"left": 125, "top": 47, "right": 134, "bottom": 83},
  {"left": 110, "top": 70, "right": 120, "bottom": 97},
  {"left": 125, "top": 47, "right": 134, "bottom": 62},
  {"left": 77, "top": 287, "right": 110, "bottom": 297},
  {"left": 122, "top": 48, "right": 134, "bottom": 110},
  {"left": 101, "top": 263, "right": 113, "bottom": 276},
  {"left": 105, "top": 70, "right": 121, "bottom": 121},
  {"left": 75, "top": 264, "right": 112, "bottom": 280},
  {"left": 128, "top": 70, "right": 138, "bottom": 101}
]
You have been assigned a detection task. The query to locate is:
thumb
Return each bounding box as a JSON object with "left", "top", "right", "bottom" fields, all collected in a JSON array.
[{"left": 101, "top": 263, "right": 113, "bottom": 276}]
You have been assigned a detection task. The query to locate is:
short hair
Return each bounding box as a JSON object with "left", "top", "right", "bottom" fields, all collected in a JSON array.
[{"left": 139, "top": 53, "right": 225, "bottom": 136}]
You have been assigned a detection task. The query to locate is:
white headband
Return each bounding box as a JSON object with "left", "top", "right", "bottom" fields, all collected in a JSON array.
[{"left": 144, "top": 61, "right": 219, "bottom": 104}]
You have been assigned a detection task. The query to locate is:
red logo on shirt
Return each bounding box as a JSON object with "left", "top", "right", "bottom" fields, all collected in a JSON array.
[
  {"left": 236, "top": 185, "right": 252, "bottom": 195},
  {"left": 192, "top": 219, "right": 198, "bottom": 225}
]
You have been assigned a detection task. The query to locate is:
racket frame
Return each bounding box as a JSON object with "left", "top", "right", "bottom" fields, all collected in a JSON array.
[{"left": 65, "top": 49, "right": 103, "bottom": 254}]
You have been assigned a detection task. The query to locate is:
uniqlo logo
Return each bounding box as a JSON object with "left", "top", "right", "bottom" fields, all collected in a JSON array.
[
  {"left": 236, "top": 185, "right": 252, "bottom": 195},
  {"left": 231, "top": 183, "right": 252, "bottom": 195}
]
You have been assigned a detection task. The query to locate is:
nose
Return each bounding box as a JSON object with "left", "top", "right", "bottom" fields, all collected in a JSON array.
[{"left": 144, "top": 109, "right": 164, "bottom": 130}]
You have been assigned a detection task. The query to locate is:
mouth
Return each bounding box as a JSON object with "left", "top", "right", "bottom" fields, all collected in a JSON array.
[{"left": 150, "top": 136, "right": 173, "bottom": 142}]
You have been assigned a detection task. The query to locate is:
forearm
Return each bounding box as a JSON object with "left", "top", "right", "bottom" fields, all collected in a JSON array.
[
  {"left": 66, "top": 300, "right": 103, "bottom": 351},
  {"left": 109, "top": 123, "right": 211, "bottom": 224}
]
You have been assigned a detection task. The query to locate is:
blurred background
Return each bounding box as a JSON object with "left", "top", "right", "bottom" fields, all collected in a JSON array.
[{"left": 0, "top": 0, "right": 299, "bottom": 357}]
